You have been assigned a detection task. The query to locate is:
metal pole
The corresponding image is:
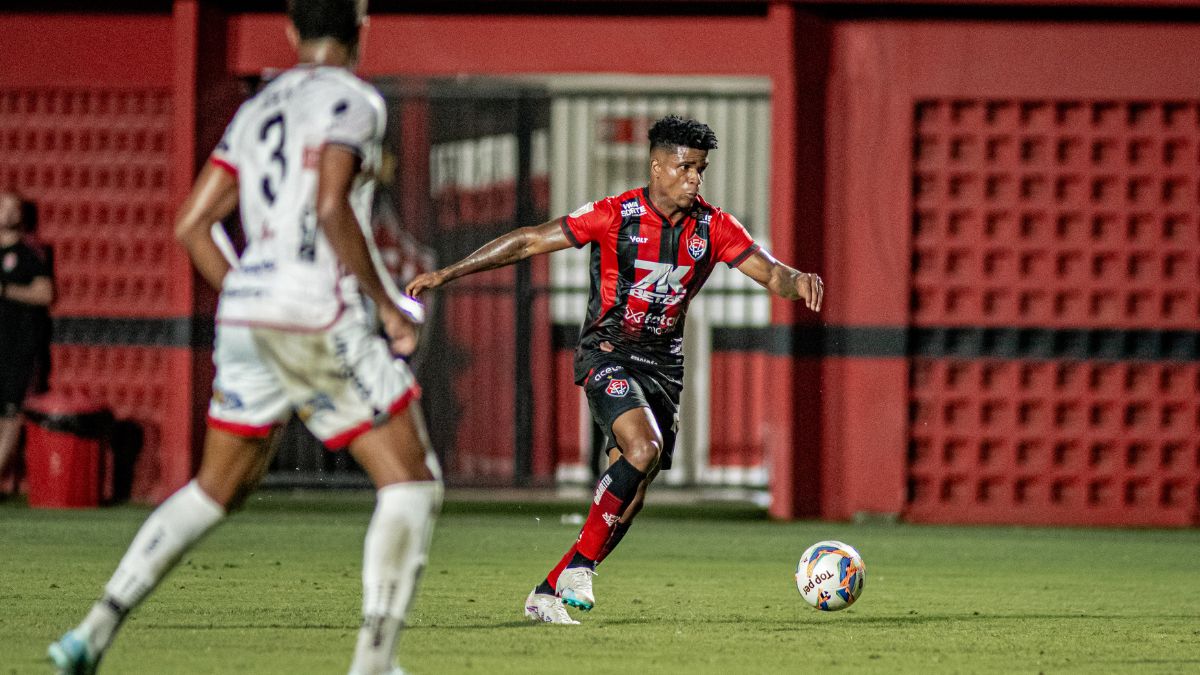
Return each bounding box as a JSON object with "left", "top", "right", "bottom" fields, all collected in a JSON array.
[{"left": 513, "top": 94, "right": 535, "bottom": 486}]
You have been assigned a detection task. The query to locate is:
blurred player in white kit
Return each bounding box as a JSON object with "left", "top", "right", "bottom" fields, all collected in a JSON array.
[{"left": 49, "top": 2, "right": 440, "bottom": 674}]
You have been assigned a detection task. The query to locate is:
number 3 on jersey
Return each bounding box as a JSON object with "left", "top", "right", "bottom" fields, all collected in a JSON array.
[{"left": 259, "top": 112, "right": 287, "bottom": 205}]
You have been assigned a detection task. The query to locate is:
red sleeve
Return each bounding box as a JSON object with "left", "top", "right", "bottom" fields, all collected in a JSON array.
[
  {"left": 712, "top": 211, "right": 760, "bottom": 267},
  {"left": 561, "top": 197, "right": 620, "bottom": 248}
]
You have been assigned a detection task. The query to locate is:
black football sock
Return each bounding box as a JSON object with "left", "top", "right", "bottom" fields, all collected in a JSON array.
[{"left": 566, "top": 551, "right": 595, "bottom": 570}]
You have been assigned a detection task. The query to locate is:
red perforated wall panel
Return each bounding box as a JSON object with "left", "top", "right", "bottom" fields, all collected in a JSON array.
[
  {"left": 908, "top": 100, "right": 1200, "bottom": 526},
  {"left": 908, "top": 359, "right": 1198, "bottom": 525},
  {"left": 912, "top": 100, "right": 1199, "bottom": 331},
  {"left": 0, "top": 83, "right": 203, "bottom": 502},
  {"left": 0, "top": 88, "right": 184, "bottom": 318}
]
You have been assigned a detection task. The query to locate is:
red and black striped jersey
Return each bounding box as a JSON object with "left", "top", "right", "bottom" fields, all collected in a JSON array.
[{"left": 561, "top": 187, "right": 759, "bottom": 384}]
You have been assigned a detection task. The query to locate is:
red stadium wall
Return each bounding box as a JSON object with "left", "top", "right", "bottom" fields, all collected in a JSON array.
[
  {"left": 826, "top": 21, "right": 1200, "bottom": 526},
  {"left": 0, "top": 5, "right": 240, "bottom": 502},
  {"left": 0, "top": 13, "right": 195, "bottom": 503}
]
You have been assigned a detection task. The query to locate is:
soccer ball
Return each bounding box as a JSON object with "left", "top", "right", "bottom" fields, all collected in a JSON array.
[{"left": 796, "top": 540, "right": 865, "bottom": 611}]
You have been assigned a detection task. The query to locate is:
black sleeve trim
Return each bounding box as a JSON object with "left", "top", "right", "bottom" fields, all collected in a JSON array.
[
  {"left": 727, "top": 242, "right": 761, "bottom": 268},
  {"left": 559, "top": 216, "right": 583, "bottom": 248}
]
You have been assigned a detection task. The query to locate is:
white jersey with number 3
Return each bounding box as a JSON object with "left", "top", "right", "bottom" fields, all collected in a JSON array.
[{"left": 211, "top": 65, "right": 385, "bottom": 331}]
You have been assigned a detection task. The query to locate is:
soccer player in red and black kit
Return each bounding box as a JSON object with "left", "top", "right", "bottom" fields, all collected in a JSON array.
[{"left": 407, "top": 116, "right": 823, "bottom": 624}]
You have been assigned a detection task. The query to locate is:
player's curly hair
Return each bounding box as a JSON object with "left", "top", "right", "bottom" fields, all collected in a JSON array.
[
  {"left": 288, "top": 0, "right": 363, "bottom": 47},
  {"left": 648, "top": 115, "right": 719, "bottom": 152}
]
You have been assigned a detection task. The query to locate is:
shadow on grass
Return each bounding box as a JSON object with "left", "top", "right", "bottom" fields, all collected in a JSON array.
[
  {"left": 146, "top": 619, "right": 571, "bottom": 631},
  {"left": 147, "top": 623, "right": 357, "bottom": 631},
  {"left": 787, "top": 612, "right": 1200, "bottom": 626},
  {"left": 236, "top": 491, "right": 770, "bottom": 522},
  {"left": 439, "top": 500, "right": 768, "bottom": 521},
  {"left": 417, "top": 618, "right": 661, "bottom": 630},
  {"left": 1100, "top": 659, "right": 1200, "bottom": 666}
]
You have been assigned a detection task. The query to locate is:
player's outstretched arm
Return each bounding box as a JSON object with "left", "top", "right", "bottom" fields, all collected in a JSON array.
[
  {"left": 405, "top": 219, "right": 572, "bottom": 297},
  {"left": 174, "top": 161, "right": 240, "bottom": 290},
  {"left": 317, "top": 144, "right": 421, "bottom": 356},
  {"left": 736, "top": 248, "right": 824, "bottom": 312}
]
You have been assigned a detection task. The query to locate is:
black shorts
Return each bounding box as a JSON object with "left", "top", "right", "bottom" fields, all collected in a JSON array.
[
  {"left": 0, "top": 349, "right": 36, "bottom": 417},
  {"left": 583, "top": 361, "right": 681, "bottom": 470}
]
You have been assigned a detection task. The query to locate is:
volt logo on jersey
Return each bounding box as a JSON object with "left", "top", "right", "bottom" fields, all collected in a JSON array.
[{"left": 605, "top": 379, "right": 629, "bottom": 397}]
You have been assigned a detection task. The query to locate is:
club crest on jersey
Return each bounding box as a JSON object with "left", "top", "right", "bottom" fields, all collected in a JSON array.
[
  {"left": 606, "top": 379, "right": 629, "bottom": 397},
  {"left": 686, "top": 234, "right": 707, "bottom": 260},
  {"left": 620, "top": 200, "right": 647, "bottom": 218}
]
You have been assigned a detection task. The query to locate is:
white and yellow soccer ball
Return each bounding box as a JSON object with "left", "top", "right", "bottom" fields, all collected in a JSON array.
[{"left": 796, "top": 540, "right": 866, "bottom": 611}]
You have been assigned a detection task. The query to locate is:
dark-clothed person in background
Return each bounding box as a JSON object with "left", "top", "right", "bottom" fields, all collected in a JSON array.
[{"left": 0, "top": 191, "right": 54, "bottom": 494}]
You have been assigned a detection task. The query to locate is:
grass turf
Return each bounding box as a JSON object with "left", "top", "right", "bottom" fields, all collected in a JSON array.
[{"left": 3, "top": 491, "right": 1199, "bottom": 674}]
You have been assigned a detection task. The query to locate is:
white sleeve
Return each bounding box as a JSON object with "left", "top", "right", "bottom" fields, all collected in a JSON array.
[{"left": 323, "top": 89, "right": 383, "bottom": 156}]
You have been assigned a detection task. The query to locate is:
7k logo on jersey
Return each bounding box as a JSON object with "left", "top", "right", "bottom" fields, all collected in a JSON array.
[{"left": 630, "top": 260, "right": 690, "bottom": 305}]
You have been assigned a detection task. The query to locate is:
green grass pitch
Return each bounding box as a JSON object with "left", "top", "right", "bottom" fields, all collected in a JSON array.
[{"left": 3, "top": 492, "right": 1199, "bottom": 674}]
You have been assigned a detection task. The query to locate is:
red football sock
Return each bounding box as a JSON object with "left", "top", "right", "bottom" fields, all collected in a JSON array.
[
  {"left": 576, "top": 489, "right": 626, "bottom": 560},
  {"left": 543, "top": 457, "right": 645, "bottom": 588},
  {"left": 545, "top": 542, "right": 579, "bottom": 590},
  {"left": 595, "top": 519, "right": 633, "bottom": 565}
]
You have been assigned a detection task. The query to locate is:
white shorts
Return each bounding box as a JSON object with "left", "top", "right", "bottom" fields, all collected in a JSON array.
[{"left": 206, "top": 306, "right": 420, "bottom": 449}]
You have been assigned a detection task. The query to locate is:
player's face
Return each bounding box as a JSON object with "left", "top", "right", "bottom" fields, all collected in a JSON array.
[{"left": 651, "top": 146, "right": 708, "bottom": 211}]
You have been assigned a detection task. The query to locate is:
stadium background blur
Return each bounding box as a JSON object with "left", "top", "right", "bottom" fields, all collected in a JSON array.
[{"left": 1, "top": 0, "right": 1198, "bottom": 530}]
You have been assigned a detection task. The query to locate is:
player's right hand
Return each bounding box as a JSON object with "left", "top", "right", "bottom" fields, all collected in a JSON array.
[
  {"left": 380, "top": 304, "right": 420, "bottom": 357},
  {"left": 405, "top": 270, "right": 446, "bottom": 298}
]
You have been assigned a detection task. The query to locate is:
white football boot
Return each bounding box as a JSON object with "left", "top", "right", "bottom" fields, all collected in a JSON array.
[
  {"left": 48, "top": 629, "right": 101, "bottom": 675},
  {"left": 555, "top": 567, "right": 596, "bottom": 611},
  {"left": 524, "top": 588, "right": 580, "bottom": 624}
]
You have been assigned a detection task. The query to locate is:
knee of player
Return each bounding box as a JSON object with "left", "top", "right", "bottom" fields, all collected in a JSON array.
[{"left": 622, "top": 436, "right": 662, "bottom": 469}]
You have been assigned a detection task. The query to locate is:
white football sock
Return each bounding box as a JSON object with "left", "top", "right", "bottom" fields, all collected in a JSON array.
[
  {"left": 349, "top": 480, "right": 441, "bottom": 675},
  {"left": 79, "top": 480, "right": 225, "bottom": 653}
]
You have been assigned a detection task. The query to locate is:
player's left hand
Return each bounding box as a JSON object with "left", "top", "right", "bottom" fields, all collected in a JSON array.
[
  {"left": 405, "top": 269, "right": 448, "bottom": 298},
  {"left": 796, "top": 272, "right": 823, "bottom": 312}
]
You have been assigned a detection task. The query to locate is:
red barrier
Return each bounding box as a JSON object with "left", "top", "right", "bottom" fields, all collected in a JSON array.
[{"left": 23, "top": 394, "right": 109, "bottom": 509}]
